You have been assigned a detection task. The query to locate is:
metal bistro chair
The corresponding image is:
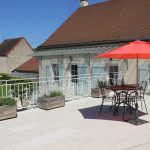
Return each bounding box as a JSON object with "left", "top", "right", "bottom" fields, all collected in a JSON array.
[
  {"left": 99, "top": 82, "right": 117, "bottom": 116},
  {"left": 114, "top": 90, "right": 132, "bottom": 120},
  {"left": 128, "top": 81, "right": 148, "bottom": 114},
  {"left": 139, "top": 81, "right": 148, "bottom": 114}
]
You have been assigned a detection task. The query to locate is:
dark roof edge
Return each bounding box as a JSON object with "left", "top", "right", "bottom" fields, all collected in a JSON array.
[{"left": 37, "top": 38, "right": 150, "bottom": 51}]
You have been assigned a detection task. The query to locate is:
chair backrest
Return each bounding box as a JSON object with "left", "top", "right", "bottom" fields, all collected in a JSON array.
[{"left": 141, "top": 81, "right": 147, "bottom": 95}]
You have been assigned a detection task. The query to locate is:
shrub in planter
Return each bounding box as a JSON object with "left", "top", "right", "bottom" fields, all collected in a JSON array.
[
  {"left": 39, "top": 91, "right": 65, "bottom": 110},
  {"left": 91, "top": 80, "right": 109, "bottom": 98},
  {"left": 0, "top": 97, "right": 17, "bottom": 121},
  {"left": 0, "top": 97, "right": 17, "bottom": 106},
  {"left": 46, "top": 91, "right": 64, "bottom": 98}
]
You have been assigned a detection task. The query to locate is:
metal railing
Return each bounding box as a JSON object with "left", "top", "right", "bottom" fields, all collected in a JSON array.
[{"left": 0, "top": 73, "right": 125, "bottom": 110}]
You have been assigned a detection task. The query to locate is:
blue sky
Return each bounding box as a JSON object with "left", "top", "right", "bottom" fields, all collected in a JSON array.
[{"left": 0, "top": 0, "right": 104, "bottom": 48}]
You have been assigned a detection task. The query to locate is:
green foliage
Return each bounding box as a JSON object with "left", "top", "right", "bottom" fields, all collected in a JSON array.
[
  {"left": 97, "top": 80, "right": 107, "bottom": 96},
  {"left": 11, "top": 79, "right": 35, "bottom": 97},
  {"left": 0, "top": 74, "right": 36, "bottom": 99},
  {"left": 0, "top": 97, "right": 17, "bottom": 106},
  {"left": 0, "top": 85, "right": 10, "bottom": 97},
  {"left": 0, "top": 73, "right": 11, "bottom": 81},
  {"left": 0, "top": 78, "right": 35, "bottom": 98},
  {"left": 46, "top": 91, "right": 64, "bottom": 98},
  {"left": 97, "top": 80, "right": 106, "bottom": 89}
]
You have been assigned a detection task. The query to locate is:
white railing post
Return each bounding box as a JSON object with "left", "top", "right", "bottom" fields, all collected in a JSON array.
[
  {"left": 88, "top": 74, "right": 92, "bottom": 97},
  {"left": 6, "top": 80, "right": 7, "bottom": 97}
]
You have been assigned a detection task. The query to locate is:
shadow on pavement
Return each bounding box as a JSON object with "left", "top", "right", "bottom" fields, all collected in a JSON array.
[{"left": 78, "top": 105, "right": 147, "bottom": 122}]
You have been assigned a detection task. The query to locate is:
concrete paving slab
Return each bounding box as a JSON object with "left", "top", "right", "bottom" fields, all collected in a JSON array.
[{"left": 0, "top": 96, "right": 150, "bottom": 150}]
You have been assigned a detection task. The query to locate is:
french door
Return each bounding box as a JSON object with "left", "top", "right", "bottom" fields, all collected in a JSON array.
[{"left": 109, "top": 65, "right": 118, "bottom": 85}]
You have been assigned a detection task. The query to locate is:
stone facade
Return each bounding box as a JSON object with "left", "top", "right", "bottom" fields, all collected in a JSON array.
[
  {"left": 0, "top": 38, "right": 33, "bottom": 74},
  {"left": 38, "top": 51, "right": 150, "bottom": 95},
  {"left": 7, "top": 39, "right": 33, "bottom": 73},
  {"left": 0, "top": 57, "right": 8, "bottom": 73}
]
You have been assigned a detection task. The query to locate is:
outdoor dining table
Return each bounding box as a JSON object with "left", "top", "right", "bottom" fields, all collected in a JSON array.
[
  {"left": 106, "top": 84, "right": 142, "bottom": 92},
  {"left": 105, "top": 84, "right": 142, "bottom": 120}
]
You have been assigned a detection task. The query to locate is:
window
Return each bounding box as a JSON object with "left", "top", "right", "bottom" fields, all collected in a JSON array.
[
  {"left": 109, "top": 65, "right": 118, "bottom": 85},
  {"left": 71, "top": 65, "right": 78, "bottom": 83},
  {"left": 92, "top": 64, "right": 105, "bottom": 81},
  {"left": 52, "top": 64, "right": 59, "bottom": 81},
  {"left": 46, "top": 66, "right": 50, "bottom": 81}
]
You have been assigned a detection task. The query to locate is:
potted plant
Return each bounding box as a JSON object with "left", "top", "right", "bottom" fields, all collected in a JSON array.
[
  {"left": 0, "top": 97, "right": 17, "bottom": 121},
  {"left": 39, "top": 91, "right": 65, "bottom": 110},
  {"left": 91, "top": 80, "right": 108, "bottom": 98}
]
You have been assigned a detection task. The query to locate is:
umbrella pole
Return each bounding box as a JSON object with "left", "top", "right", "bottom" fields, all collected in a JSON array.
[{"left": 135, "top": 56, "right": 139, "bottom": 125}]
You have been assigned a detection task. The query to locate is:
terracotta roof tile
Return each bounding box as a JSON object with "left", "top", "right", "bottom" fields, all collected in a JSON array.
[
  {"left": 41, "top": 0, "right": 150, "bottom": 47},
  {"left": 14, "top": 57, "right": 39, "bottom": 73}
]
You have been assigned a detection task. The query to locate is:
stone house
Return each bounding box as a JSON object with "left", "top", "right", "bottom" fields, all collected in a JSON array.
[
  {"left": 0, "top": 37, "right": 33, "bottom": 74},
  {"left": 35, "top": 0, "right": 150, "bottom": 97}
]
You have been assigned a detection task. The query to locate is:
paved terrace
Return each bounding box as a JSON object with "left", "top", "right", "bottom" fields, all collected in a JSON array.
[{"left": 0, "top": 96, "right": 150, "bottom": 150}]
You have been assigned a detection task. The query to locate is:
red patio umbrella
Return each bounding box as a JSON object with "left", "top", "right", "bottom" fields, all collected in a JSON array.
[
  {"left": 96, "top": 40, "right": 150, "bottom": 85},
  {"left": 96, "top": 40, "right": 150, "bottom": 59},
  {"left": 96, "top": 40, "right": 150, "bottom": 124}
]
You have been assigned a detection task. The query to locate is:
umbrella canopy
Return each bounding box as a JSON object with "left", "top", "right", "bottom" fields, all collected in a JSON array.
[
  {"left": 96, "top": 40, "right": 150, "bottom": 124},
  {"left": 96, "top": 40, "right": 150, "bottom": 59}
]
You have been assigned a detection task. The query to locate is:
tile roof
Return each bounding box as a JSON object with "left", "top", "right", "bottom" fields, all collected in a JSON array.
[
  {"left": 14, "top": 57, "right": 39, "bottom": 73},
  {"left": 41, "top": 0, "right": 150, "bottom": 47},
  {"left": 0, "top": 37, "right": 25, "bottom": 56}
]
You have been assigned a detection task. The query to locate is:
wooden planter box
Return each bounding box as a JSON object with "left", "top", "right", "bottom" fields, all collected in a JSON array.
[
  {"left": 0, "top": 105, "right": 17, "bottom": 121},
  {"left": 91, "top": 88, "right": 110, "bottom": 98},
  {"left": 39, "top": 96, "right": 65, "bottom": 110}
]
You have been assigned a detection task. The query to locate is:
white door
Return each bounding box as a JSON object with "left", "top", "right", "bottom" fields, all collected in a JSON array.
[{"left": 109, "top": 65, "right": 118, "bottom": 85}]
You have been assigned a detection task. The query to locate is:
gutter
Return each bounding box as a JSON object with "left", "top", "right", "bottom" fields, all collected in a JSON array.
[{"left": 36, "top": 38, "right": 150, "bottom": 51}]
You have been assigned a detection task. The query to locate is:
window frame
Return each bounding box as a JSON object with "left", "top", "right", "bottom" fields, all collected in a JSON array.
[
  {"left": 71, "top": 64, "right": 78, "bottom": 83},
  {"left": 52, "top": 64, "right": 59, "bottom": 81},
  {"left": 109, "top": 65, "right": 119, "bottom": 85}
]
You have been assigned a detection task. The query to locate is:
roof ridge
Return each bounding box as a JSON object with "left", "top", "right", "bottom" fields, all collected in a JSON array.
[{"left": 4, "top": 37, "right": 24, "bottom": 41}]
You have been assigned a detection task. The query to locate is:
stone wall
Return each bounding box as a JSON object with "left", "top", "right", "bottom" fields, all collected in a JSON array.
[
  {"left": 7, "top": 38, "right": 33, "bottom": 74},
  {"left": 0, "top": 57, "right": 8, "bottom": 73}
]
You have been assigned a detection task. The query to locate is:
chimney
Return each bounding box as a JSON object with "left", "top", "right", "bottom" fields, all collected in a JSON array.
[{"left": 80, "top": 0, "right": 88, "bottom": 7}]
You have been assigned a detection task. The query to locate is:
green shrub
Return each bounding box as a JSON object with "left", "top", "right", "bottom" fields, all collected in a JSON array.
[
  {"left": 97, "top": 80, "right": 107, "bottom": 96},
  {"left": 0, "top": 73, "right": 12, "bottom": 81},
  {"left": 97, "top": 80, "right": 106, "bottom": 89},
  {"left": 0, "top": 97, "right": 17, "bottom": 106},
  {"left": 10, "top": 79, "right": 34, "bottom": 97},
  {"left": 46, "top": 91, "right": 64, "bottom": 98}
]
